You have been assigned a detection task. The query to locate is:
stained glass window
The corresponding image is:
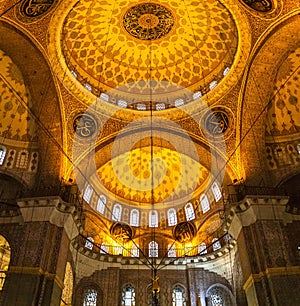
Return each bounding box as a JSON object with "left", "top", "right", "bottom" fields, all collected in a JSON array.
[
  {"left": 149, "top": 241, "right": 158, "bottom": 257},
  {"left": 83, "top": 185, "right": 93, "bottom": 203},
  {"left": 100, "top": 242, "right": 108, "bottom": 254},
  {"left": 122, "top": 285, "right": 135, "bottom": 306},
  {"left": 167, "top": 208, "right": 177, "bottom": 226},
  {"left": 83, "top": 289, "right": 97, "bottom": 306},
  {"left": 168, "top": 244, "right": 176, "bottom": 257},
  {"left": 212, "top": 238, "right": 221, "bottom": 252},
  {"left": 130, "top": 209, "right": 139, "bottom": 226},
  {"left": 0, "top": 146, "right": 6, "bottom": 165},
  {"left": 207, "top": 287, "right": 226, "bottom": 306},
  {"left": 85, "top": 237, "right": 94, "bottom": 250},
  {"left": 212, "top": 182, "right": 222, "bottom": 202},
  {"left": 200, "top": 194, "right": 210, "bottom": 213},
  {"left": 112, "top": 203, "right": 122, "bottom": 221},
  {"left": 131, "top": 244, "right": 139, "bottom": 257},
  {"left": 96, "top": 195, "right": 106, "bottom": 214},
  {"left": 184, "top": 203, "right": 195, "bottom": 221},
  {"left": 149, "top": 210, "right": 158, "bottom": 227},
  {"left": 198, "top": 242, "right": 207, "bottom": 255},
  {"left": 172, "top": 285, "right": 186, "bottom": 306}
]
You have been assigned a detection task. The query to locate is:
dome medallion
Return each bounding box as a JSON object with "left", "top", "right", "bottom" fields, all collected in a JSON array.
[{"left": 122, "top": 3, "right": 175, "bottom": 41}]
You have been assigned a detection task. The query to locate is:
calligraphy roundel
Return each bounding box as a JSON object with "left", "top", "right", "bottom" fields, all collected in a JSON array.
[
  {"left": 174, "top": 221, "right": 196, "bottom": 243},
  {"left": 73, "top": 114, "right": 97, "bottom": 138},
  {"left": 21, "top": 0, "right": 55, "bottom": 18},
  {"left": 110, "top": 222, "right": 133, "bottom": 243},
  {"left": 202, "top": 107, "right": 234, "bottom": 139}
]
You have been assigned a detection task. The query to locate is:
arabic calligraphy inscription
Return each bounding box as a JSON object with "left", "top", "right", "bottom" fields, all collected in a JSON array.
[
  {"left": 241, "top": 0, "right": 273, "bottom": 12},
  {"left": 73, "top": 114, "right": 97, "bottom": 138},
  {"left": 22, "top": 0, "right": 54, "bottom": 17},
  {"left": 205, "top": 111, "right": 229, "bottom": 136},
  {"left": 174, "top": 222, "right": 196, "bottom": 243}
]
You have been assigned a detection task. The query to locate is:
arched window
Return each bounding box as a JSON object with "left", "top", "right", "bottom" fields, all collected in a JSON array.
[
  {"left": 96, "top": 195, "right": 106, "bottom": 214},
  {"left": 131, "top": 244, "right": 139, "bottom": 257},
  {"left": 184, "top": 203, "right": 195, "bottom": 221},
  {"left": 209, "top": 80, "right": 218, "bottom": 90},
  {"left": 0, "top": 235, "right": 11, "bottom": 290},
  {"left": 212, "top": 182, "right": 222, "bottom": 202},
  {"left": 83, "top": 185, "right": 93, "bottom": 203},
  {"left": 167, "top": 208, "right": 177, "bottom": 226},
  {"left": 212, "top": 238, "right": 221, "bottom": 252},
  {"left": 168, "top": 244, "right": 176, "bottom": 258},
  {"left": 83, "top": 289, "right": 97, "bottom": 306},
  {"left": 0, "top": 146, "right": 7, "bottom": 165},
  {"left": 198, "top": 242, "right": 207, "bottom": 255},
  {"left": 200, "top": 194, "right": 210, "bottom": 213},
  {"left": 172, "top": 284, "right": 186, "bottom": 306},
  {"left": 85, "top": 237, "right": 94, "bottom": 250},
  {"left": 130, "top": 209, "right": 139, "bottom": 227},
  {"left": 112, "top": 203, "right": 122, "bottom": 221},
  {"left": 16, "top": 150, "right": 28, "bottom": 169},
  {"left": 100, "top": 242, "right": 108, "bottom": 254},
  {"left": 149, "top": 241, "right": 158, "bottom": 258},
  {"left": 206, "top": 284, "right": 234, "bottom": 306},
  {"left": 149, "top": 210, "right": 158, "bottom": 227},
  {"left": 61, "top": 262, "right": 73, "bottom": 306},
  {"left": 122, "top": 284, "right": 135, "bottom": 306}
]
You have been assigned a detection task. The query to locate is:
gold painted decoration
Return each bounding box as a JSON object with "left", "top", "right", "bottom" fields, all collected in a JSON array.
[
  {"left": 122, "top": 3, "right": 175, "bottom": 41},
  {"left": 266, "top": 47, "right": 300, "bottom": 137},
  {"left": 73, "top": 114, "right": 97, "bottom": 138},
  {"left": 21, "top": 0, "right": 54, "bottom": 17},
  {"left": 0, "top": 50, "right": 36, "bottom": 142},
  {"left": 110, "top": 222, "right": 133, "bottom": 243},
  {"left": 201, "top": 107, "right": 233, "bottom": 138},
  {"left": 174, "top": 221, "right": 196, "bottom": 243},
  {"left": 241, "top": 0, "right": 273, "bottom": 12},
  {"left": 206, "top": 111, "right": 229, "bottom": 135},
  {"left": 98, "top": 146, "right": 209, "bottom": 205},
  {"left": 61, "top": 0, "right": 238, "bottom": 100}
]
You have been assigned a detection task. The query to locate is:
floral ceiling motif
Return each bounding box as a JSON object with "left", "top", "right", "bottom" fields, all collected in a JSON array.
[
  {"left": 61, "top": 0, "right": 238, "bottom": 100},
  {"left": 266, "top": 47, "right": 300, "bottom": 137},
  {"left": 0, "top": 50, "right": 36, "bottom": 143}
]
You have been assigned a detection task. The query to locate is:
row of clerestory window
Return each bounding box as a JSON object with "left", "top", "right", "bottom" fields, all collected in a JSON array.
[
  {"left": 82, "top": 182, "right": 223, "bottom": 227},
  {"left": 84, "top": 237, "right": 226, "bottom": 257},
  {"left": 82, "top": 283, "right": 186, "bottom": 306}
]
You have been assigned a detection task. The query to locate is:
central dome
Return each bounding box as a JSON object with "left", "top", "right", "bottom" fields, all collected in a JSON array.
[{"left": 61, "top": 0, "right": 238, "bottom": 104}]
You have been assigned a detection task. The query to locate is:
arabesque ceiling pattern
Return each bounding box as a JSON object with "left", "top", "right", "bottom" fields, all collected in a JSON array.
[
  {"left": 266, "top": 46, "right": 300, "bottom": 137},
  {"left": 61, "top": 0, "right": 238, "bottom": 99},
  {"left": 98, "top": 146, "right": 209, "bottom": 205},
  {"left": 0, "top": 50, "right": 36, "bottom": 143}
]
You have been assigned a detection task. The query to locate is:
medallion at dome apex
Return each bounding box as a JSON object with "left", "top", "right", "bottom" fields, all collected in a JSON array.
[
  {"left": 60, "top": 0, "right": 238, "bottom": 104},
  {"left": 122, "top": 3, "right": 175, "bottom": 41}
]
